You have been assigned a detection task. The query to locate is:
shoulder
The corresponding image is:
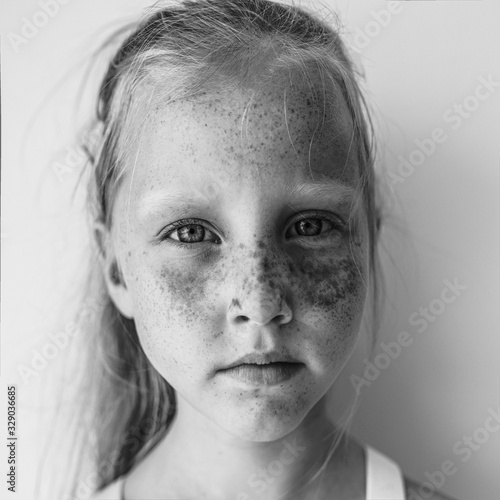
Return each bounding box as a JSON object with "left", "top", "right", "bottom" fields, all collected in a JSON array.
[
  {"left": 86, "top": 477, "right": 124, "bottom": 500},
  {"left": 404, "top": 476, "right": 459, "bottom": 500}
]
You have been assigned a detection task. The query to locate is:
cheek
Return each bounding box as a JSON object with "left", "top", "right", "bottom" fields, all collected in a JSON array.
[
  {"left": 287, "top": 251, "right": 368, "bottom": 368},
  {"left": 135, "top": 257, "right": 215, "bottom": 322},
  {"left": 128, "top": 258, "right": 219, "bottom": 380},
  {"left": 290, "top": 254, "right": 366, "bottom": 310}
]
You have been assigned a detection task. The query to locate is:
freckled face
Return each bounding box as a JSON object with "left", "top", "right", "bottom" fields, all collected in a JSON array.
[{"left": 111, "top": 81, "right": 369, "bottom": 441}]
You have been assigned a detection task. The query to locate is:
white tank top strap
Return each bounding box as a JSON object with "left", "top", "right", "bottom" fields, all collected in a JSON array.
[
  {"left": 365, "top": 445, "right": 406, "bottom": 500},
  {"left": 120, "top": 476, "right": 125, "bottom": 500}
]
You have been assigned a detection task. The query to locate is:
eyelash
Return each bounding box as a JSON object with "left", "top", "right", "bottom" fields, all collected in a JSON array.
[
  {"left": 158, "top": 212, "right": 346, "bottom": 248},
  {"left": 158, "top": 218, "right": 221, "bottom": 248},
  {"left": 286, "top": 212, "right": 346, "bottom": 242}
]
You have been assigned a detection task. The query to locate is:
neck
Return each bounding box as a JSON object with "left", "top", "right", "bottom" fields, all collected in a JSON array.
[{"left": 143, "top": 395, "right": 355, "bottom": 500}]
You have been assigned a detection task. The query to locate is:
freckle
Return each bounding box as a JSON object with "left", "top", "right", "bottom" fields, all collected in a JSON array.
[
  {"left": 231, "top": 298, "right": 241, "bottom": 309},
  {"left": 262, "top": 257, "right": 271, "bottom": 272}
]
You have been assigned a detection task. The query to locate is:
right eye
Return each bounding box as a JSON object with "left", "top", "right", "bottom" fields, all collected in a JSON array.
[{"left": 159, "top": 219, "right": 221, "bottom": 246}]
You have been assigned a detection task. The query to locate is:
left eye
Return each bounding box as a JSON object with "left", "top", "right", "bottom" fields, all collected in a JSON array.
[{"left": 286, "top": 217, "right": 338, "bottom": 239}]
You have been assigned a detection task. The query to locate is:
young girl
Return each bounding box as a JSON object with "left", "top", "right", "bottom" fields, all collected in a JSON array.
[{"left": 61, "top": 1, "right": 457, "bottom": 498}]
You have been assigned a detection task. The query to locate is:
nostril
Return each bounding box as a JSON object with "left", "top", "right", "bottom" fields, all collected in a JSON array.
[
  {"left": 233, "top": 313, "right": 287, "bottom": 326},
  {"left": 235, "top": 315, "right": 250, "bottom": 324}
]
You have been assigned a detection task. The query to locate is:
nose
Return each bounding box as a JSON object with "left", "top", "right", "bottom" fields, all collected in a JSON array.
[
  {"left": 227, "top": 292, "right": 293, "bottom": 326},
  {"left": 226, "top": 251, "right": 293, "bottom": 327}
]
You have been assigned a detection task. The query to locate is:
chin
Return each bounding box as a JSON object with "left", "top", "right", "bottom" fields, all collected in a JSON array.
[
  {"left": 215, "top": 398, "right": 312, "bottom": 443},
  {"left": 226, "top": 419, "right": 301, "bottom": 443}
]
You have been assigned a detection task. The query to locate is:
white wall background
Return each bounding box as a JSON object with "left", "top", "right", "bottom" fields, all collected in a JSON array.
[{"left": 1, "top": 1, "right": 499, "bottom": 499}]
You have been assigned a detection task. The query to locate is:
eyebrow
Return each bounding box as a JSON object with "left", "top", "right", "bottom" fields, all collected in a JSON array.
[
  {"left": 136, "top": 178, "right": 357, "bottom": 223},
  {"left": 135, "top": 188, "right": 215, "bottom": 223},
  {"left": 285, "top": 179, "right": 357, "bottom": 205}
]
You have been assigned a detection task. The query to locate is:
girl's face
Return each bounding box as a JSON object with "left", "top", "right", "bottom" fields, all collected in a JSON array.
[{"left": 106, "top": 80, "right": 369, "bottom": 442}]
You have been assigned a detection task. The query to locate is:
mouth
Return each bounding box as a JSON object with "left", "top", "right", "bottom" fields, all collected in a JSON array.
[
  {"left": 220, "top": 361, "right": 304, "bottom": 386},
  {"left": 222, "top": 351, "right": 301, "bottom": 370}
]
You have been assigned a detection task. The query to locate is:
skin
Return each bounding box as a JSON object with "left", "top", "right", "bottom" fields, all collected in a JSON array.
[{"left": 96, "top": 77, "right": 373, "bottom": 499}]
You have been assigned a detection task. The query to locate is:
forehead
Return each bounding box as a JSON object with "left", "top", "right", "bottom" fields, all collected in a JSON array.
[{"left": 122, "top": 77, "right": 359, "bottom": 202}]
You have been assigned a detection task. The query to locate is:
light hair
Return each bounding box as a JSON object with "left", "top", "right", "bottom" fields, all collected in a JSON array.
[{"left": 61, "top": 0, "right": 383, "bottom": 496}]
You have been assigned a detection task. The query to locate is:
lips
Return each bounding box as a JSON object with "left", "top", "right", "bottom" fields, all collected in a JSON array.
[
  {"left": 221, "top": 362, "right": 304, "bottom": 385},
  {"left": 222, "top": 351, "right": 301, "bottom": 370}
]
